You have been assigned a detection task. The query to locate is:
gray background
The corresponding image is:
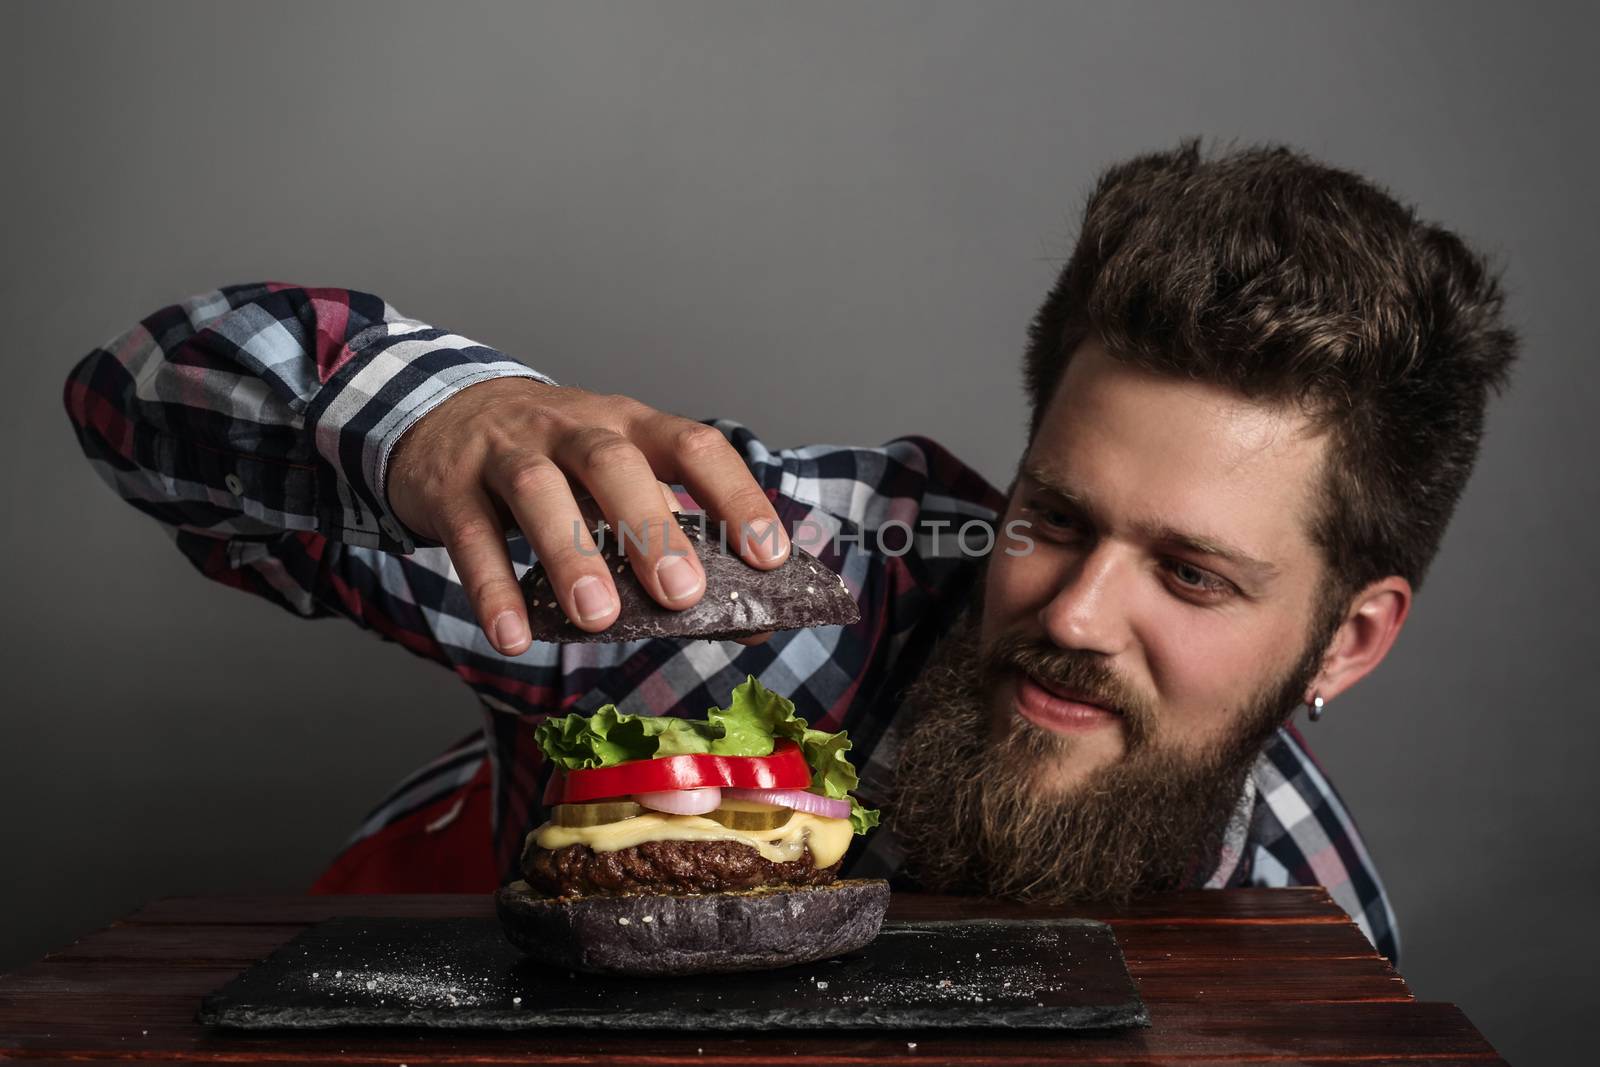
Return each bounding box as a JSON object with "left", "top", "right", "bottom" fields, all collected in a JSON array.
[{"left": 5, "top": 2, "right": 1595, "bottom": 1062}]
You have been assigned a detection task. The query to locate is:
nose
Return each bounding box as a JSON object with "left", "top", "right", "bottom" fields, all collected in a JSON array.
[{"left": 1037, "top": 542, "right": 1132, "bottom": 656}]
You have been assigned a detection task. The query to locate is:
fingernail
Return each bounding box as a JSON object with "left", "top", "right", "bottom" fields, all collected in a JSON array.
[
  {"left": 572, "top": 575, "right": 615, "bottom": 621},
  {"left": 656, "top": 554, "right": 702, "bottom": 602},
  {"left": 493, "top": 611, "right": 529, "bottom": 652},
  {"left": 744, "top": 518, "right": 786, "bottom": 562}
]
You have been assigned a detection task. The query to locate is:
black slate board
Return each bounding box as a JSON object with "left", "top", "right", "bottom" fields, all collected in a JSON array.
[{"left": 197, "top": 916, "right": 1148, "bottom": 1032}]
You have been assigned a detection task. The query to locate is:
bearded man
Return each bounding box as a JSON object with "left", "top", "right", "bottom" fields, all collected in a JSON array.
[{"left": 64, "top": 139, "right": 1516, "bottom": 968}]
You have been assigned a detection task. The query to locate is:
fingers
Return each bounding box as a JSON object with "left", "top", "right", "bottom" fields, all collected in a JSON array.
[
  {"left": 631, "top": 417, "right": 790, "bottom": 570},
  {"left": 398, "top": 380, "right": 789, "bottom": 646},
  {"left": 436, "top": 487, "right": 532, "bottom": 656},
  {"left": 549, "top": 429, "right": 707, "bottom": 610},
  {"left": 484, "top": 452, "right": 620, "bottom": 634},
  {"left": 572, "top": 480, "right": 682, "bottom": 527}
]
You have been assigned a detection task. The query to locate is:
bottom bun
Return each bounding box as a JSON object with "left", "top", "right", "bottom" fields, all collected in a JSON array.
[{"left": 495, "top": 877, "right": 890, "bottom": 976}]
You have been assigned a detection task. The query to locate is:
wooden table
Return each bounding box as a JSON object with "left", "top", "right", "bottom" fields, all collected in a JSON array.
[{"left": 0, "top": 889, "right": 1503, "bottom": 1065}]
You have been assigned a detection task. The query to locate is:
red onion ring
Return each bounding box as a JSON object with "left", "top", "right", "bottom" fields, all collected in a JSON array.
[
  {"left": 722, "top": 787, "right": 852, "bottom": 821},
  {"left": 634, "top": 786, "right": 722, "bottom": 816}
]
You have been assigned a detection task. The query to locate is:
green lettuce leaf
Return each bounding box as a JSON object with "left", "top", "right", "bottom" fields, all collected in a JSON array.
[
  {"left": 533, "top": 675, "right": 881, "bottom": 834},
  {"left": 847, "top": 797, "right": 881, "bottom": 835},
  {"left": 533, "top": 704, "right": 715, "bottom": 768}
]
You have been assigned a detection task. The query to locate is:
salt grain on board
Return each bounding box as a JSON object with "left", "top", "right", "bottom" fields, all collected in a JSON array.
[{"left": 295, "top": 963, "right": 493, "bottom": 1010}]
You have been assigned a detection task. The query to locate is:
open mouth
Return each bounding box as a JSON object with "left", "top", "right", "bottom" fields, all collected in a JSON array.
[{"left": 1013, "top": 670, "right": 1123, "bottom": 733}]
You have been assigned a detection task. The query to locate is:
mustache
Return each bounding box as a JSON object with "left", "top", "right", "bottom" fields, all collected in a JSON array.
[
  {"left": 978, "top": 629, "right": 1157, "bottom": 750},
  {"left": 888, "top": 609, "right": 1261, "bottom": 903}
]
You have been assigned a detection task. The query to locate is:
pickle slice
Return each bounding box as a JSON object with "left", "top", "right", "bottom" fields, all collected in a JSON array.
[
  {"left": 705, "top": 800, "right": 793, "bottom": 831},
  {"left": 552, "top": 801, "right": 645, "bottom": 827}
]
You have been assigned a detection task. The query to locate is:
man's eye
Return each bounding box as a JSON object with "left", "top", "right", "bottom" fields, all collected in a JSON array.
[
  {"left": 1164, "top": 559, "right": 1233, "bottom": 599},
  {"left": 1020, "top": 502, "right": 1081, "bottom": 535}
]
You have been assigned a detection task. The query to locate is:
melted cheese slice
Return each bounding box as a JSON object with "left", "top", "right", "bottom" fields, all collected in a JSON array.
[{"left": 533, "top": 810, "right": 853, "bottom": 868}]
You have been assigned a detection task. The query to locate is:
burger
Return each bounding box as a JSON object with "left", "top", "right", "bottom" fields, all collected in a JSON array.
[
  {"left": 497, "top": 514, "right": 888, "bottom": 976},
  {"left": 496, "top": 675, "right": 887, "bottom": 976}
]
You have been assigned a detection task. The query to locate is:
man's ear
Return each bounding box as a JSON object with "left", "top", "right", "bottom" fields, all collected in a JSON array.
[{"left": 1304, "top": 576, "right": 1413, "bottom": 704}]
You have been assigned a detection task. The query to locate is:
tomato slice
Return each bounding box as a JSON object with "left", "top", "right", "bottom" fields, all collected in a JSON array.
[{"left": 543, "top": 739, "right": 811, "bottom": 805}]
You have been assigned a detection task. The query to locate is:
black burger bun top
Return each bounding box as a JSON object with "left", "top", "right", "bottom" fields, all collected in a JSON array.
[{"left": 521, "top": 512, "right": 860, "bottom": 644}]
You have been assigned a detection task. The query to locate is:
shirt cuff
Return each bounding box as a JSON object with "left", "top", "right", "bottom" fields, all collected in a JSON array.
[{"left": 307, "top": 320, "right": 559, "bottom": 554}]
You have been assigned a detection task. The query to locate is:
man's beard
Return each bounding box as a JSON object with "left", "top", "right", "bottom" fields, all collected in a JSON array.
[{"left": 889, "top": 601, "right": 1326, "bottom": 904}]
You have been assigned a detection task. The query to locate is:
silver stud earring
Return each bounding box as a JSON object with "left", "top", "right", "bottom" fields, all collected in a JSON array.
[{"left": 1308, "top": 693, "right": 1326, "bottom": 723}]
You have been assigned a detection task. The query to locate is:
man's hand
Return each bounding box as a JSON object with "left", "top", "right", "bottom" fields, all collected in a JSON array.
[{"left": 386, "top": 377, "right": 789, "bottom": 655}]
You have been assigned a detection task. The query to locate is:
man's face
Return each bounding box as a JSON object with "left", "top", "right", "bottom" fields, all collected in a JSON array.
[
  {"left": 979, "top": 338, "right": 1332, "bottom": 792},
  {"left": 890, "top": 338, "right": 1342, "bottom": 900}
]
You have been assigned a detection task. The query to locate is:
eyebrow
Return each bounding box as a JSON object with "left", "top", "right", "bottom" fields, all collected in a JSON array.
[{"left": 1019, "top": 462, "right": 1282, "bottom": 586}]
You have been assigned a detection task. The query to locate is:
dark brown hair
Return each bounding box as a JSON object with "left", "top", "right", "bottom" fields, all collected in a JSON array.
[{"left": 1023, "top": 139, "right": 1518, "bottom": 607}]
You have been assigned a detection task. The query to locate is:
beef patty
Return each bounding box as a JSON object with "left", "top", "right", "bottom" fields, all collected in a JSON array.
[{"left": 523, "top": 837, "right": 843, "bottom": 897}]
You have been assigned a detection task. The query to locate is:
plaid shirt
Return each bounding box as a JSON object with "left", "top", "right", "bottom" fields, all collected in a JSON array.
[{"left": 62, "top": 282, "right": 1401, "bottom": 965}]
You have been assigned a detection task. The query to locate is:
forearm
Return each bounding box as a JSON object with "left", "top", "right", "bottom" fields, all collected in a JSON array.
[{"left": 63, "top": 282, "right": 556, "bottom": 553}]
